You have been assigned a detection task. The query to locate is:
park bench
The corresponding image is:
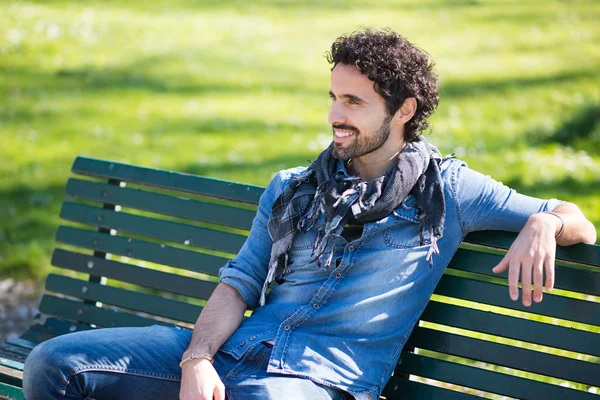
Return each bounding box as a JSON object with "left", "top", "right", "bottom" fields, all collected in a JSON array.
[{"left": 1, "top": 156, "right": 599, "bottom": 400}]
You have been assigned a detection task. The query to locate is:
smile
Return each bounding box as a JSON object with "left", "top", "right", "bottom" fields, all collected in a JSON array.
[{"left": 333, "top": 129, "right": 356, "bottom": 139}]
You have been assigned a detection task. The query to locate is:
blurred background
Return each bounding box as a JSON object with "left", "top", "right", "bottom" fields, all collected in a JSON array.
[{"left": 0, "top": 0, "right": 599, "bottom": 338}]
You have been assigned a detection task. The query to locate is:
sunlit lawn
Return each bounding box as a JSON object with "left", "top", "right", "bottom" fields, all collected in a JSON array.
[{"left": 1, "top": 0, "right": 599, "bottom": 282}]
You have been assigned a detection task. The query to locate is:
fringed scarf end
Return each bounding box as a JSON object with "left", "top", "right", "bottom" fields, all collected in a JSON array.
[{"left": 426, "top": 235, "right": 440, "bottom": 269}]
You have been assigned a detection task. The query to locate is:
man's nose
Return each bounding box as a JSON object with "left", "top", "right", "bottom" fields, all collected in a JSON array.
[{"left": 328, "top": 102, "right": 346, "bottom": 126}]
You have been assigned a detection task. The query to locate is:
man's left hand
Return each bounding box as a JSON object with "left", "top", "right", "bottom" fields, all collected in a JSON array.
[{"left": 492, "top": 213, "right": 561, "bottom": 307}]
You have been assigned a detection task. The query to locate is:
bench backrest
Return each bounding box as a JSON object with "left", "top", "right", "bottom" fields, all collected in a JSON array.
[{"left": 45, "top": 156, "right": 600, "bottom": 399}]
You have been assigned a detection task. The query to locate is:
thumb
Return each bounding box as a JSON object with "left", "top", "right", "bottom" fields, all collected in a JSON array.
[{"left": 492, "top": 253, "right": 510, "bottom": 274}]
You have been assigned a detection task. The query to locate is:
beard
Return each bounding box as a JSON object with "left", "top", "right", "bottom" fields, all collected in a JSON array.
[{"left": 331, "top": 116, "right": 393, "bottom": 161}]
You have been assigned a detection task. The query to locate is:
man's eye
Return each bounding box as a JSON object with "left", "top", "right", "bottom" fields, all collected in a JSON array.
[{"left": 348, "top": 99, "right": 358, "bottom": 105}]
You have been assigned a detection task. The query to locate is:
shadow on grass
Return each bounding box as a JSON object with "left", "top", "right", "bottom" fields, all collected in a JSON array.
[
  {"left": 505, "top": 175, "right": 600, "bottom": 198},
  {"left": 500, "top": 176, "right": 600, "bottom": 243},
  {"left": 527, "top": 103, "right": 600, "bottom": 154},
  {"left": 0, "top": 183, "right": 67, "bottom": 280},
  {"left": 181, "top": 153, "right": 315, "bottom": 179},
  {"left": 4, "top": 51, "right": 598, "bottom": 116},
  {"left": 144, "top": 116, "right": 323, "bottom": 137},
  {"left": 441, "top": 68, "right": 598, "bottom": 100}
]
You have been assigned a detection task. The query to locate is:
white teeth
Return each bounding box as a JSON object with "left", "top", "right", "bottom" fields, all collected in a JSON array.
[{"left": 334, "top": 130, "right": 354, "bottom": 138}]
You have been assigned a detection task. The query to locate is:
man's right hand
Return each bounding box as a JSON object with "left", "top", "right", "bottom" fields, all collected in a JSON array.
[{"left": 179, "top": 359, "right": 225, "bottom": 400}]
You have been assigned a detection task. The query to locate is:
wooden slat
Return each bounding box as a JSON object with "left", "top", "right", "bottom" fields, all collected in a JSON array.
[
  {"left": 16, "top": 329, "right": 56, "bottom": 348},
  {"left": 0, "top": 351, "right": 25, "bottom": 368},
  {"left": 60, "top": 202, "right": 247, "bottom": 254},
  {"left": 435, "top": 272, "right": 600, "bottom": 326},
  {"left": 382, "top": 376, "right": 479, "bottom": 399},
  {"left": 5, "top": 338, "right": 37, "bottom": 352},
  {"left": 0, "top": 346, "right": 27, "bottom": 359},
  {"left": 71, "top": 156, "right": 264, "bottom": 204},
  {"left": 465, "top": 231, "right": 600, "bottom": 267},
  {"left": 396, "top": 352, "right": 596, "bottom": 400},
  {"left": 38, "top": 295, "right": 173, "bottom": 329},
  {"left": 52, "top": 249, "right": 218, "bottom": 298},
  {"left": 65, "top": 178, "right": 256, "bottom": 231},
  {"left": 406, "top": 326, "right": 600, "bottom": 387},
  {"left": 449, "top": 248, "right": 600, "bottom": 296},
  {"left": 28, "top": 317, "right": 94, "bottom": 338},
  {"left": 55, "top": 226, "right": 228, "bottom": 276},
  {"left": 45, "top": 274, "right": 203, "bottom": 324},
  {"left": 420, "top": 300, "right": 600, "bottom": 357},
  {"left": 0, "top": 381, "right": 25, "bottom": 399}
]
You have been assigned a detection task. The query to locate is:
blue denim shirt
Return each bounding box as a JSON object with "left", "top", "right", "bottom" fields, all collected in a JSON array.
[{"left": 219, "top": 158, "right": 560, "bottom": 399}]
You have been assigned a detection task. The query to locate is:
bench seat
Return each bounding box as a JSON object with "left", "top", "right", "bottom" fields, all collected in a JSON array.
[{"left": 1, "top": 156, "right": 599, "bottom": 400}]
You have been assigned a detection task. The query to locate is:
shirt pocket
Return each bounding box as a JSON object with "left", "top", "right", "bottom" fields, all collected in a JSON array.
[{"left": 383, "top": 201, "right": 431, "bottom": 249}]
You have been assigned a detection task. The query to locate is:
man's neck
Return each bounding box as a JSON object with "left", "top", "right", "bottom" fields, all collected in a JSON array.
[{"left": 347, "top": 142, "right": 407, "bottom": 182}]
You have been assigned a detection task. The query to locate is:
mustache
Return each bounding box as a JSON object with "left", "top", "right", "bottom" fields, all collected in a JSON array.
[{"left": 332, "top": 124, "right": 359, "bottom": 134}]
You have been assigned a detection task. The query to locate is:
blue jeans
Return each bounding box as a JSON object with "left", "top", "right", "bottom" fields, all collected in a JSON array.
[{"left": 22, "top": 325, "right": 348, "bottom": 400}]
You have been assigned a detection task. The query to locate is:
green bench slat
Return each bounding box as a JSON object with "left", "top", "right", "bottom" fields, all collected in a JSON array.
[
  {"left": 436, "top": 272, "right": 600, "bottom": 326},
  {"left": 5, "top": 339, "right": 37, "bottom": 352},
  {"left": 0, "top": 359, "right": 22, "bottom": 372},
  {"left": 65, "top": 178, "right": 256, "bottom": 231},
  {"left": 450, "top": 248, "right": 600, "bottom": 296},
  {"left": 382, "top": 376, "right": 479, "bottom": 399},
  {"left": 29, "top": 317, "right": 94, "bottom": 337},
  {"left": 0, "top": 382, "right": 25, "bottom": 400},
  {"left": 0, "top": 350, "right": 26, "bottom": 366},
  {"left": 45, "top": 274, "right": 203, "bottom": 324},
  {"left": 396, "top": 352, "right": 596, "bottom": 400},
  {"left": 465, "top": 231, "right": 600, "bottom": 267},
  {"left": 72, "top": 156, "right": 263, "bottom": 204},
  {"left": 0, "top": 346, "right": 28, "bottom": 360},
  {"left": 420, "top": 300, "right": 600, "bottom": 357},
  {"left": 52, "top": 249, "right": 218, "bottom": 298},
  {"left": 60, "top": 202, "right": 247, "bottom": 255},
  {"left": 38, "top": 295, "right": 173, "bottom": 329},
  {"left": 55, "top": 226, "right": 228, "bottom": 276},
  {"left": 407, "top": 326, "right": 599, "bottom": 387},
  {"left": 16, "top": 328, "right": 57, "bottom": 348}
]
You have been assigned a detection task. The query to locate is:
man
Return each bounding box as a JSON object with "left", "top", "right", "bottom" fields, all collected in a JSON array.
[{"left": 23, "top": 28, "right": 596, "bottom": 400}]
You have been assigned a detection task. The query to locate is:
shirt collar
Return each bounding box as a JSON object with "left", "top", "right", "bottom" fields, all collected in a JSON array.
[{"left": 336, "top": 159, "right": 350, "bottom": 177}]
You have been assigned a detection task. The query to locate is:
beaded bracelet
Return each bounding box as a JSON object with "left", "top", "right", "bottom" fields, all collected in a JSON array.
[
  {"left": 542, "top": 211, "right": 565, "bottom": 239},
  {"left": 179, "top": 354, "right": 214, "bottom": 368}
]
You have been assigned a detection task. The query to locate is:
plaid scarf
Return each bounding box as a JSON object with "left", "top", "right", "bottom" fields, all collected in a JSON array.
[{"left": 260, "top": 136, "right": 447, "bottom": 306}]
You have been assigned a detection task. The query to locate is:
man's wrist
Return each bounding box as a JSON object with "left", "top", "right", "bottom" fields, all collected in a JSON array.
[
  {"left": 180, "top": 353, "right": 214, "bottom": 368},
  {"left": 536, "top": 211, "right": 565, "bottom": 238}
]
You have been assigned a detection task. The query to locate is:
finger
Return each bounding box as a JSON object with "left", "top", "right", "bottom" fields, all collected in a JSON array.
[
  {"left": 493, "top": 252, "right": 510, "bottom": 274},
  {"left": 214, "top": 382, "right": 226, "bottom": 400},
  {"left": 544, "top": 253, "right": 556, "bottom": 292},
  {"left": 508, "top": 258, "right": 521, "bottom": 301},
  {"left": 521, "top": 261, "right": 533, "bottom": 307},
  {"left": 533, "top": 258, "right": 544, "bottom": 303}
]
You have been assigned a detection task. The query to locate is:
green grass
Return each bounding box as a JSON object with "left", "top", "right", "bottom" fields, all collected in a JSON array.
[{"left": 1, "top": 0, "right": 599, "bottom": 282}]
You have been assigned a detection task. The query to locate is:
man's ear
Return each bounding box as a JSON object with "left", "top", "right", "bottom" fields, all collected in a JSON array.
[{"left": 394, "top": 98, "right": 417, "bottom": 123}]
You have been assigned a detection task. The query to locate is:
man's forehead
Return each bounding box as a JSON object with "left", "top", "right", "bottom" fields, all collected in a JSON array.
[{"left": 330, "top": 63, "right": 379, "bottom": 100}]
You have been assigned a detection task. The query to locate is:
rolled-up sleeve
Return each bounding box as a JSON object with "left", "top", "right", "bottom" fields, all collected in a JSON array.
[
  {"left": 219, "top": 170, "right": 293, "bottom": 309},
  {"left": 455, "top": 162, "right": 562, "bottom": 235}
]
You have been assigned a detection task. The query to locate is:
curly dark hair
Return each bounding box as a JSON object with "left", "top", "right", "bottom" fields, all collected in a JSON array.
[{"left": 326, "top": 28, "right": 439, "bottom": 142}]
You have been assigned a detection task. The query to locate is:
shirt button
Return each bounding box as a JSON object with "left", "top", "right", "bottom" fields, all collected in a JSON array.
[
  {"left": 250, "top": 336, "right": 257, "bottom": 341},
  {"left": 284, "top": 325, "right": 291, "bottom": 331},
  {"left": 313, "top": 303, "right": 319, "bottom": 309},
  {"left": 348, "top": 245, "right": 355, "bottom": 252},
  {"left": 335, "top": 272, "right": 342, "bottom": 279},
  {"left": 239, "top": 341, "right": 246, "bottom": 346}
]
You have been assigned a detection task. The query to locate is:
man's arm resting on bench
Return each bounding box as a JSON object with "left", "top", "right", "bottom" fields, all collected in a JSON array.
[
  {"left": 493, "top": 202, "right": 597, "bottom": 307},
  {"left": 179, "top": 282, "right": 247, "bottom": 400}
]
